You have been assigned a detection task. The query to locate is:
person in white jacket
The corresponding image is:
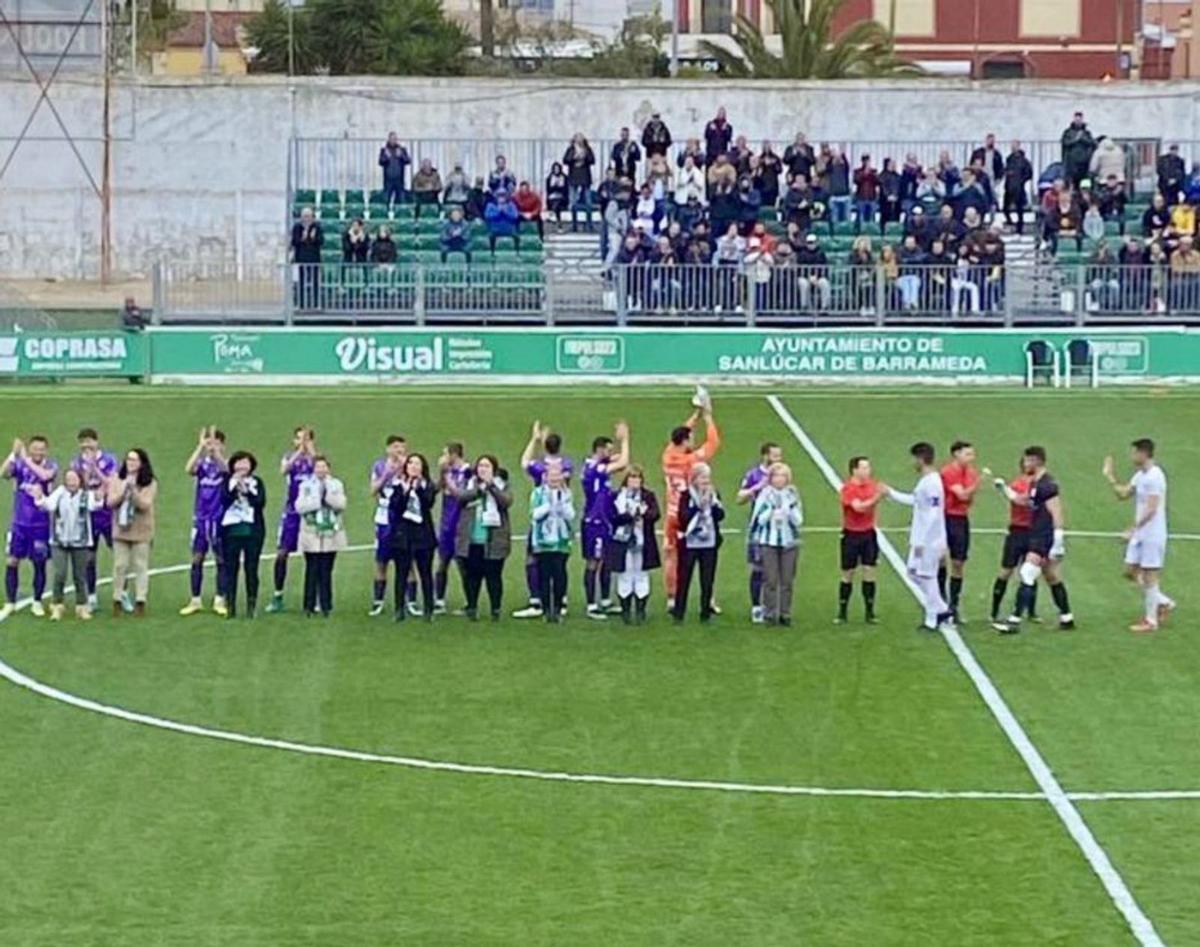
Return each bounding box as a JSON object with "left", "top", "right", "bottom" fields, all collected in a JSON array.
[
  {"left": 749, "top": 463, "right": 803, "bottom": 626},
  {"left": 886, "top": 442, "right": 955, "bottom": 632},
  {"left": 674, "top": 154, "right": 707, "bottom": 207},
  {"left": 36, "top": 468, "right": 103, "bottom": 621},
  {"left": 295, "top": 455, "right": 347, "bottom": 617}
]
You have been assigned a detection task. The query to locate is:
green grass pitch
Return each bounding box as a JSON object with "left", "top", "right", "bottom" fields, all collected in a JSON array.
[{"left": 0, "top": 384, "right": 1197, "bottom": 946}]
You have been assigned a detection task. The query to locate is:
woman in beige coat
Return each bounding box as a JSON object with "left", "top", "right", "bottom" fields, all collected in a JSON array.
[
  {"left": 106, "top": 448, "right": 157, "bottom": 617},
  {"left": 294, "top": 455, "right": 347, "bottom": 617}
]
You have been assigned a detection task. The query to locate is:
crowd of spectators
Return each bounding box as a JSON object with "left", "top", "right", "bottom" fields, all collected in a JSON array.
[{"left": 289, "top": 109, "right": 1200, "bottom": 316}]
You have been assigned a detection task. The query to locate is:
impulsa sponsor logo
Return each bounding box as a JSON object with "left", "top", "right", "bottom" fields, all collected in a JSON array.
[{"left": 334, "top": 336, "right": 444, "bottom": 373}]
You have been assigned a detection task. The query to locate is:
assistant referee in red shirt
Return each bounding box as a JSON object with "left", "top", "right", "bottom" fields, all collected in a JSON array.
[{"left": 939, "top": 440, "right": 982, "bottom": 621}]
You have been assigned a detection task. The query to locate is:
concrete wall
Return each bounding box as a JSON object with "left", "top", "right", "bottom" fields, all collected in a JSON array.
[{"left": 4, "top": 74, "right": 1200, "bottom": 279}]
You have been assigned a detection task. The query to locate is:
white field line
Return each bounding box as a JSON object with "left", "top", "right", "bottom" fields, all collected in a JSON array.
[
  {"left": 0, "top": 547, "right": 1198, "bottom": 811},
  {"left": 766, "top": 394, "right": 1168, "bottom": 947}
]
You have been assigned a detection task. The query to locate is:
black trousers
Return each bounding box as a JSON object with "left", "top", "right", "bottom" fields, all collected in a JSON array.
[
  {"left": 459, "top": 544, "right": 504, "bottom": 615},
  {"left": 222, "top": 531, "right": 264, "bottom": 615},
  {"left": 673, "top": 546, "right": 719, "bottom": 620},
  {"left": 535, "top": 551, "right": 569, "bottom": 616},
  {"left": 303, "top": 551, "right": 336, "bottom": 613},
  {"left": 392, "top": 546, "right": 434, "bottom": 614}
]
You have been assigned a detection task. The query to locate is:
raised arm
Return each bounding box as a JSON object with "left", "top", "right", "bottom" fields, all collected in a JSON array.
[
  {"left": 0, "top": 438, "right": 20, "bottom": 478},
  {"left": 694, "top": 411, "right": 721, "bottom": 462},
  {"left": 184, "top": 427, "right": 208, "bottom": 475},
  {"left": 607, "top": 421, "right": 631, "bottom": 476},
  {"left": 1102, "top": 456, "right": 1134, "bottom": 500},
  {"left": 520, "top": 420, "right": 544, "bottom": 472}
]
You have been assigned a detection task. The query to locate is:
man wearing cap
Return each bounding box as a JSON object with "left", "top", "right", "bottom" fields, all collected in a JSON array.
[
  {"left": 642, "top": 113, "right": 672, "bottom": 159},
  {"left": 795, "top": 234, "right": 831, "bottom": 310}
]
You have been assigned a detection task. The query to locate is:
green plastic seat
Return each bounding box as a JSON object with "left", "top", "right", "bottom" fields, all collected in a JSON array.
[
  {"left": 319, "top": 189, "right": 341, "bottom": 206},
  {"left": 294, "top": 189, "right": 316, "bottom": 206}
]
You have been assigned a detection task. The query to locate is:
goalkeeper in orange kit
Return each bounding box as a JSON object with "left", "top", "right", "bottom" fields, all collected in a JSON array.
[{"left": 661, "top": 386, "right": 720, "bottom": 608}]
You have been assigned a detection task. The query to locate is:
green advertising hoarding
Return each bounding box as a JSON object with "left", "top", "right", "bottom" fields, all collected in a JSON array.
[
  {"left": 0, "top": 331, "right": 146, "bottom": 378},
  {"left": 145, "top": 327, "right": 1187, "bottom": 384}
]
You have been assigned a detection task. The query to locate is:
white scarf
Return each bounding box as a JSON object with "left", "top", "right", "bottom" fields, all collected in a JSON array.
[
  {"left": 402, "top": 479, "right": 426, "bottom": 523},
  {"left": 221, "top": 476, "right": 258, "bottom": 526},
  {"left": 685, "top": 486, "right": 719, "bottom": 547},
  {"left": 472, "top": 476, "right": 504, "bottom": 527},
  {"left": 614, "top": 488, "right": 646, "bottom": 549}
]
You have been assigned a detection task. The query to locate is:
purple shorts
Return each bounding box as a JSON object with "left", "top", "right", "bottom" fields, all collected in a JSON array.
[
  {"left": 191, "top": 518, "right": 222, "bottom": 557},
  {"left": 7, "top": 523, "right": 50, "bottom": 561},
  {"left": 375, "top": 523, "right": 392, "bottom": 564},
  {"left": 582, "top": 519, "right": 610, "bottom": 561},
  {"left": 91, "top": 510, "right": 113, "bottom": 549},
  {"left": 277, "top": 512, "right": 301, "bottom": 553}
]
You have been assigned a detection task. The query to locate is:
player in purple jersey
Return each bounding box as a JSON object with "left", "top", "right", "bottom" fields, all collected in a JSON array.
[
  {"left": 71, "top": 427, "right": 119, "bottom": 608},
  {"left": 368, "top": 434, "right": 408, "bottom": 617},
  {"left": 513, "top": 421, "right": 575, "bottom": 618},
  {"left": 736, "top": 442, "right": 783, "bottom": 624},
  {"left": 265, "top": 425, "right": 317, "bottom": 613},
  {"left": 1, "top": 435, "right": 58, "bottom": 619},
  {"left": 581, "top": 422, "right": 630, "bottom": 620},
  {"left": 435, "top": 442, "right": 472, "bottom": 613},
  {"left": 180, "top": 426, "right": 229, "bottom": 616}
]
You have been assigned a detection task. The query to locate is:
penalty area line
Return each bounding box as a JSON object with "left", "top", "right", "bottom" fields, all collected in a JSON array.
[{"left": 766, "top": 394, "right": 1168, "bottom": 947}]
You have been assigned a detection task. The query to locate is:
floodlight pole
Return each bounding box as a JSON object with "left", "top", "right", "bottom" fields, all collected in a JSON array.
[
  {"left": 670, "top": 0, "right": 679, "bottom": 76},
  {"left": 100, "top": 0, "right": 113, "bottom": 283}
]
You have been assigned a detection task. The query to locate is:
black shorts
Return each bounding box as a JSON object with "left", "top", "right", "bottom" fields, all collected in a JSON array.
[
  {"left": 1001, "top": 528, "right": 1031, "bottom": 569},
  {"left": 946, "top": 514, "right": 970, "bottom": 562},
  {"left": 840, "top": 530, "right": 879, "bottom": 570},
  {"left": 1026, "top": 530, "right": 1053, "bottom": 559}
]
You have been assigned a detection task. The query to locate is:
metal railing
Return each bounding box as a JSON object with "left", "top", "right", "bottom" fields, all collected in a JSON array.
[{"left": 153, "top": 260, "right": 1200, "bottom": 326}]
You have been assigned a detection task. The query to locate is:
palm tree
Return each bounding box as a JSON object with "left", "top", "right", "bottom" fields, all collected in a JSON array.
[{"left": 698, "top": 0, "right": 920, "bottom": 79}]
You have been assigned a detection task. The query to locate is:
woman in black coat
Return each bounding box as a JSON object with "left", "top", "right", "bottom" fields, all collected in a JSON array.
[
  {"left": 605, "top": 465, "right": 661, "bottom": 625},
  {"left": 219, "top": 450, "right": 267, "bottom": 618},
  {"left": 387, "top": 453, "right": 438, "bottom": 621},
  {"left": 671, "top": 464, "right": 725, "bottom": 624}
]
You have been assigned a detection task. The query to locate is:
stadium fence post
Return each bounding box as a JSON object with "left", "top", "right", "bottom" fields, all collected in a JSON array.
[
  {"left": 544, "top": 271, "right": 555, "bottom": 326},
  {"left": 1074, "top": 265, "right": 1087, "bottom": 326},
  {"left": 1002, "top": 265, "right": 1014, "bottom": 327},
  {"left": 151, "top": 263, "right": 163, "bottom": 325},
  {"left": 743, "top": 270, "right": 756, "bottom": 326},
  {"left": 414, "top": 266, "right": 426, "bottom": 326},
  {"left": 615, "top": 267, "right": 628, "bottom": 326},
  {"left": 283, "top": 264, "right": 294, "bottom": 326},
  {"left": 873, "top": 265, "right": 887, "bottom": 327}
]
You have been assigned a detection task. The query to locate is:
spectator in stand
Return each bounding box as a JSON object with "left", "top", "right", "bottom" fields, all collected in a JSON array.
[
  {"left": 675, "top": 154, "right": 707, "bottom": 209},
  {"left": 291, "top": 206, "right": 322, "bottom": 309},
  {"left": 484, "top": 192, "right": 520, "bottom": 255},
  {"left": 936, "top": 150, "right": 961, "bottom": 197},
  {"left": 515, "top": 180, "right": 547, "bottom": 240},
  {"left": 642, "top": 112, "right": 672, "bottom": 158},
  {"left": 442, "top": 163, "right": 471, "bottom": 213},
  {"left": 611, "top": 127, "right": 641, "bottom": 181},
  {"left": 603, "top": 189, "right": 630, "bottom": 267},
  {"left": 1061, "top": 111, "right": 1097, "bottom": 188},
  {"left": 1086, "top": 240, "right": 1120, "bottom": 311},
  {"left": 784, "top": 133, "right": 815, "bottom": 183},
  {"left": 924, "top": 237, "right": 952, "bottom": 312},
  {"left": 755, "top": 141, "right": 783, "bottom": 210},
  {"left": 465, "top": 176, "right": 488, "bottom": 221},
  {"left": 545, "top": 165, "right": 570, "bottom": 231},
  {"left": 903, "top": 204, "right": 930, "bottom": 249},
  {"left": 704, "top": 107, "right": 733, "bottom": 165},
  {"left": 1147, "top": 240, "right": 1170, "bottom": 312},
  {"left": 879, "top": 158, "right": 902, "bottom": 234},
  {"left": 897, "top": 234, "right": 926, "bottom": 309},
  {"left": 634, "top": 184, "right": 658, "bottom": 234},
  {"left": 1143, "top": 192, "right": 1171, "bottom": 241},
  {"left": 378, "top": 132, "right": 411, "bottom": 206},
  {"left": 728, "top": 136, "right": 754, "bottom": 177},
  {"left": 412, "top": 159, "right": 442, "bottom": 219},
  {"left": 1098, "top": 175, "right": 1127, "bottom": 234},
  {"left": 645, "top": 153, "right": 673, "bottom": 224},
  {"left": 967, "top": 158, "right": 996, "bottom": 210},
  {"left": 826, "top": 146, "right": 851, "bottom": 224},
  {"left": 749, "top": 221, "right": 777, "bottom": 254},
  {"left": 677, "top": 193, "right": 705, "bottom": 234},
  {"left": 714, "top": 222, "right": 745, "bottom": 310},
  {"left": 980, "top": 225, "right": 1007, "bottom": 311},
  {"left": 342, "top": 218, "right": 369, "bottom": 263},
  {"left": 488, "top": 156, "right": 517, "bottom": 197},
  {"left": 1169, "top": 199, "right": 1196, "bottom": 246},
  {"left": 1040, "top": 176, "right": 1069, "bottom": 217},
  {"left": 1089, "top": 135, "right": 1125, "bottom": 188},
  {"left": 1157, "top": 144, "right": 1186, "bottom": 206},
  {"left": 916, "top": 167, "right": 946, "bottom": 212},
  {"left": 848, "top": 236, "right": 876, "bottom": 314},
  {"left": 1043, "top": 190, "right": 1082, "bottom": 255},
  {"left": 970, "top": 133, "right": 1004, "bottom": 185},
  {"left": 782, "top": 176, "right": 815, "bottom": 232},
  {"left": 122, "top": 297, "right": 148, "bottom": 331},
  {"left": 706, "top": 153, "right": 737, "bottom": 198},
  {"left": 935, "top": 203, "right": 965, "bottom": 253},
  {"left": 1185, "top": 163, "right": 1200, "bottom": 204},
  {"left": 950, "top": 243, "right": 981, "bottom": 316},
  {"left": 852, "top": 154, "right": 879, "bottom": 234},
  {"left": 665, "top": 219, "right": 689, "bottom": 257},
  {"left": 440, "top": 206, "right": 472, "bottom": 263},
  {"left": 955, "top": 168, "right": 990, "bottom": 222},
  {"left": 678, "top": 136, "right": 706, "bottom": 170},
  {"left": 795, "top": 233, "right": 831, "bottom": 311},
  {"left": 736, "top": 175, "right": 762, "bottom": 234},
  {"left": 1170, "top": 235, "right": 1200, "bottom": 309},
  {"left": 899, "top": 153, "right": 923, "bottom": 212},
  {"left": 371, "top": 225, "right": 397, "bottom": 264},
  {"left": 813, "top": 143, "right": 833, "bottom": 192},
  {"left": 563, "top": 134, "right": 596, "bottom": 232},
  {"left": 879, "top": 243, "right": 901, "bottom": 308},
  {"left": 1003, "top": 140, "right": 1033, "bottom": 234}
]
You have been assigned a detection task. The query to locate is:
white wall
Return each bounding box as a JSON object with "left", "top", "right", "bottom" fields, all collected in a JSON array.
[{"left": 3, "top": 74, "right": 1200, "bottom": 279}]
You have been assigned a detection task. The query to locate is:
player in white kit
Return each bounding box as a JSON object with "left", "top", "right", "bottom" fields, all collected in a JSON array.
[
  {"left": 1103, "top": 438, "right": 1175, "bottom": 633},
  {"left": 886, "top": 442, "right": 956, "bottom": 632}
]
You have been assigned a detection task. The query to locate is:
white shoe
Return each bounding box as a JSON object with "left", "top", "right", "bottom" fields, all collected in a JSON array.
[
  {"left": 368, "top": 602, "right": 385, "bottom": 617},
  {"left": 120, "top": 590, "right": 135, "bottom": 613},
  {"left": 0, "top": 603, "right": 13, "bottom": 621},
  {"left": 751, "top": 605, "right": 765, "bottom": 624},
  {"left": 586, "top": 605, "right": 608, "bottom": 621},
  {"left": 512, "top": 604, "right": 545, "bottom": 619},
  {"left": 49, "top": 604, "right": 64, "bottom": 621},
  {"left": 30, "top": 601, "right": 46, "bottom": 618},
  {"left": 406, "top": 601, "right": 422, "bottom": 617},
  {"left": 434, "top": 600, "right": 447, "bottom": 615}
]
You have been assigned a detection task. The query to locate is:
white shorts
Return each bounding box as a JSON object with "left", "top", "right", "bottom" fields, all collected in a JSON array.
[
  {"left": 1124, "top": 536, "right": 1167, "bottom": 570},
  {"left": 907, "top": 545, "right": 945, "bottom": 579}
]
